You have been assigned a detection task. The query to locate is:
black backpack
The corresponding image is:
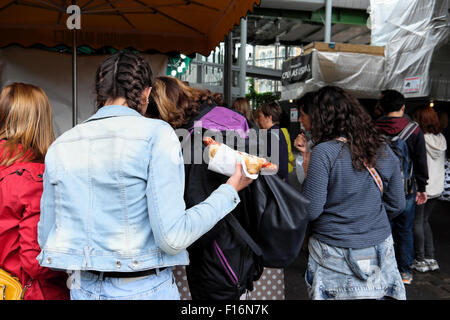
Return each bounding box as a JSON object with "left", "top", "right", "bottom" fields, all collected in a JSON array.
[
  {"left": 385, "top": 122, "right": 418, "bottom": 195},
  {"left": 183, "top": 140, "right": 264, "bottom": 300},
  {"left": 185, "top": 210, "right": 264, "bottom": 300},
  {"left": 182, "top": 105, "right": 309, "bottom": 299}
]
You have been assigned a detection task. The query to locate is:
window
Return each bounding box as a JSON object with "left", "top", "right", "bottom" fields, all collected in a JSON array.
[
  {"left": 267, "top": 50, "right": 273, "bottom": 68},
  {"left": 260, "top": 52, "right": 266, "bottom": 67}
]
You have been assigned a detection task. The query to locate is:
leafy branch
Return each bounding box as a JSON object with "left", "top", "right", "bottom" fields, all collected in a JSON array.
[{"left": 245, "top": 78, "right": 280, "bottom": 110}]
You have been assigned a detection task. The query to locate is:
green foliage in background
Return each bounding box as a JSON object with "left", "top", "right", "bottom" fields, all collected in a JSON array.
[{"left": 246, "top": 78, "right": 280, "bottom": 110}]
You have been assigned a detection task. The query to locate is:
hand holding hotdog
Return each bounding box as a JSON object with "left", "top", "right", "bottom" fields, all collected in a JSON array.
[{"left": 226, "top": 161, "right": 254, "bottom": 192}]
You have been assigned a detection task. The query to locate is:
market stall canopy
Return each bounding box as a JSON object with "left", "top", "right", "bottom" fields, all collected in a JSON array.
[{"left": 0, "top": 0, "right": 261, "bottom": 55}]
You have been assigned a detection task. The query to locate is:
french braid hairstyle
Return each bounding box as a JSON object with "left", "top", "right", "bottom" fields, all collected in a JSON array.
[
  {"left": 310, "top": 86, "right": 384, "bottom": 170},
  {"left": 95, "top": 51, "right": 153, "bottom": 113}
]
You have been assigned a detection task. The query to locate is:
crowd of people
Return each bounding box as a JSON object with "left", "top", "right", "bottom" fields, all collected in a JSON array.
[
  {"left": 0, "top": 50, "right": 448, "bottom": 300},
  {"left": 294, "top": 88, "right": 448, "bottom": 290}
]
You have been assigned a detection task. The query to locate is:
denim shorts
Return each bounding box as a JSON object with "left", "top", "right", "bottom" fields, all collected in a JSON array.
[
  {"left": 305, "top": 235, "right": 406, "bottom": 300},
  {"left": 69, "top": 267, "right": 180, "bottom": 300}
]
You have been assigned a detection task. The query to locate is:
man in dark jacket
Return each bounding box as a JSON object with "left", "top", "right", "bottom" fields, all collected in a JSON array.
[{"left": 375, "top": 89, "right": 429, "bottom": 286}]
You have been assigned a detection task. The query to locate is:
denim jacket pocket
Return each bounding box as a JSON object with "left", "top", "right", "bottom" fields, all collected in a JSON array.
[{"left": 307, "top": 235, "right": 405, "bottom": 300}]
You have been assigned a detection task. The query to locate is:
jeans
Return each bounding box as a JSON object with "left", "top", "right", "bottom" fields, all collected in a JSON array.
[
  {"left": 305, "top": 235, "right": 406, "bottom": 300},
  {"left": 413, "top": 198, "right": 437, "bottom": 260},
  {"left": 70, "top": 267, "right": 180, "bottom": 300},
  {"left": 390, "top": 193, "right": 416, "bottom": 274}
]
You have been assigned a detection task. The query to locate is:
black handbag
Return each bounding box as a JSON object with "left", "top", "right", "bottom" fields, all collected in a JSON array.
[{"left": 229, "top": 173, "right": 310, "bottom": 268}]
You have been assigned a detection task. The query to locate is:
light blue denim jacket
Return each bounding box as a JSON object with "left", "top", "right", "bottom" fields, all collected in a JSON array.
[{"left": 37, "top": 105, "right": 240, "bottom": 272}]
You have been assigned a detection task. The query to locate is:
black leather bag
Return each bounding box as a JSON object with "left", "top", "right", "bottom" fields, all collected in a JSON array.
[
  {"left": 241, "top": 174, "right": 310, "bottom": 268},
  {"left": 182, "top": 112, "right": 310, "bottom": 299}
]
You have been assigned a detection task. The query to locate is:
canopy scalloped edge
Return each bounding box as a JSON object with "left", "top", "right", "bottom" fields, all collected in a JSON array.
[{"left": 0, "top": 0, "right": 261, "bottom": 56}]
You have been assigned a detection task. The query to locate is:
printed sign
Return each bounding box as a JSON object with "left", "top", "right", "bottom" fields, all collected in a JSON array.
[
  {"left": 403, "top": 76, "right": 420, "bottom": 93},
  {"left": 290, "top": 108, "right": 298, "bottom": 122},
  {"left": 281, "top": 53, "right": 312, "bottom": 86}
]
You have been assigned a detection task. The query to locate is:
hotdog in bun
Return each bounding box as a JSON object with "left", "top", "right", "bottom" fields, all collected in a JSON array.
[{"left": 203, "top": 137, "right": 277, "bottom": 175}]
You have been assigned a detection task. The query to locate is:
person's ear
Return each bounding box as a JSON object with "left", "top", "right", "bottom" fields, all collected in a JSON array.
[
  {"left": 401, "top": 105, "right": 406, "bottom": 112},
  {"left": 144, "top": 87, "right": 151, "bottom": 101},
  {"left": 140, "top": 87, "right": 152, "bottom": 115}
]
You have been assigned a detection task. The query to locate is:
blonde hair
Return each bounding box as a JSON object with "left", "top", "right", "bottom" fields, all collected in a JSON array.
[
  {"left": 231, "top": 97, "right": 253, "bottom": 123},
  {"left": 0, "top": 83, "right": 55, "bottom": 166}
]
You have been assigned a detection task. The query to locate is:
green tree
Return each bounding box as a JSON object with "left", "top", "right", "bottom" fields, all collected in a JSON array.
[{"left": 246, "top": 78, "right": 280, "bottom": 110}]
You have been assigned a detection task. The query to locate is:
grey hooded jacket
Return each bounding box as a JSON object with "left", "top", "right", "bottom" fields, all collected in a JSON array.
[{"left": 424, "top": 133, "right": 447, "bottom": 197}]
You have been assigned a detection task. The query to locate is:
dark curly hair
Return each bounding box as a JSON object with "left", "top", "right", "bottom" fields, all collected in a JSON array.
[
  {"left": 296, "top": 91, "right": 316, "bottom": 115},
  {"left": 311, "top": 86, "right": 384, "bottom": 170},
  {"left": 197, "top": 89, "right": 217, "bottom": 107},
  {"left": 95, "top": 51, "right": 153, "bottom": 112}
]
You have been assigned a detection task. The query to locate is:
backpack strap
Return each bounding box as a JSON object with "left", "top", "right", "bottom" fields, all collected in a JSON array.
[
  {"left": 225, "top": 214, "right": 263, "bottom": 258},
  {"left": 392, "top": 121, "right": 419, "bottom": 142}
]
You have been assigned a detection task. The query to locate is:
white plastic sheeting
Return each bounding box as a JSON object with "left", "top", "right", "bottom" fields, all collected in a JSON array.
[
  {"left": 281, "top": 49, "right": 385, "bottom": 101},
  {"left": 0, "top": 46, "right": 168, "bottom": 137},
  {"left": 369, "top": 0, "right": 434, "bottom": 47},
  {"left": 372, "top": 0, "right": 449, "bottom": 98},
  {"left": 281, "top": 0, "right": 449, "bottom": 101}
]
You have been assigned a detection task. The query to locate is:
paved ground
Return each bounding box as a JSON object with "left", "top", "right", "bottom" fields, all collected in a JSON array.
[{"left": 284, "top": 157, "right": 450, "bottom": 300}]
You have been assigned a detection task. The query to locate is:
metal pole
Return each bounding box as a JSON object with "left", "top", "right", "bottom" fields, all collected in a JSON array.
[
  {"left": 325, "top": 0, "right": 332, "bottom": 43},
  {"left": 72, "top": 29, "right": 78, "bottom": 127},
  {"left": 275, "top": 39, "right": 279, "bottom": 92},
  {"left": 239, "top": 18, "right": 247, "bottom": 98},
  {"left": 224, "top": 31, "right": 233, "bottom": 107}
]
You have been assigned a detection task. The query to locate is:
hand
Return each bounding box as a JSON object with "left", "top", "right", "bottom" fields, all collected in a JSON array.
[
  {"left": 294, "top": 133, "right": 308, "bottom": 155},
  {"left": 226, "top": 161, "right": 254, "bottom": 192},
  {"left": 415, "top": 192, "right": 427, "bottom": 205}
]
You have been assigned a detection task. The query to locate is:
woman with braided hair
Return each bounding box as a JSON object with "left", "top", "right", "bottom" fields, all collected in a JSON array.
[{"left": 37, "top": 51, "right": 253, "bottom": 300}]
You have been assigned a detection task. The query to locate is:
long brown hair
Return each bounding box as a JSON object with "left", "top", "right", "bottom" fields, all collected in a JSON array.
[
  {"left": 311, "top": 86, "right": 383, "bottom": 169},
  {"left": 148, "top": 76, "right": 208, "bottom": 129},
  {"left": 0, "top": 83, "right": 55, "bottom": 166},
  {"left": 413, "top": 105, "right": 441, "bottom": 134}
]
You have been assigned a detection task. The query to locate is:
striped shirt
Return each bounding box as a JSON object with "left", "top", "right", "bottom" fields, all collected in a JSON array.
[{"left": 303, "top": 140, "right": 406, "bottom": 249}]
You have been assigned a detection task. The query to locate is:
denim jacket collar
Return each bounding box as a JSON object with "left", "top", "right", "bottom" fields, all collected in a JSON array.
[{"left": 84, "top": 105, "right": 143, "bottom": 123}]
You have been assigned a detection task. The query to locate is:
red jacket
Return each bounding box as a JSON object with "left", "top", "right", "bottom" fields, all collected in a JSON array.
[{"left": 0, "top": 142, "right": 69, "bottom": 300}]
